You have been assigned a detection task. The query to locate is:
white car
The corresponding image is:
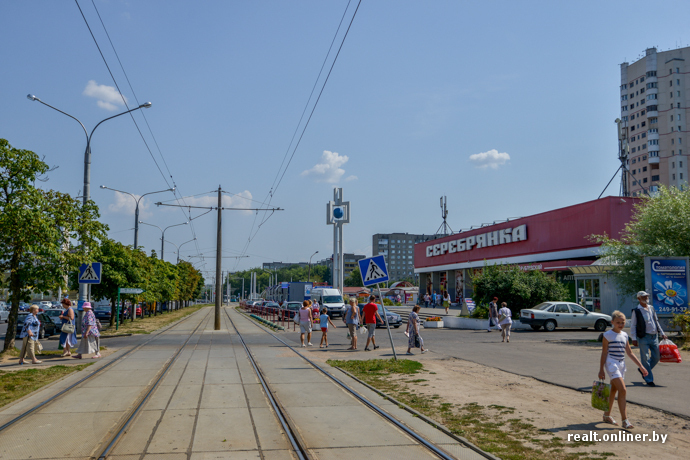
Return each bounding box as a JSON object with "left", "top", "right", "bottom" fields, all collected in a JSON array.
[
  {"left": 519, "top": 302, "right": 612, "bottom": 332},
  {"left": 0, "top": 304, "right": 9, "bottom": 323}
]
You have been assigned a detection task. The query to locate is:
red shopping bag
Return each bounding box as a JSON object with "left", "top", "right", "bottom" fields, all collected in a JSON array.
[{"left": 659, "top": 339, "right": 682, "bottom": 363}]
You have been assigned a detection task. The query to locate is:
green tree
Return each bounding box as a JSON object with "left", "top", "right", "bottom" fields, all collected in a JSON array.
[
  {"left": 344, "top": 268, "right": 361, "bottom": 287},
  {"left": 0, "top": 139, "right": 107, "bottom": 351},
  {"left": 472, "top": 263, "right": 568, "bottom": 316},
  {"left": 90, "top": 239, "right": 145, "bottom": 326},
  {"left": 593, "top": 186, "right": 690, "bottom": 297}
]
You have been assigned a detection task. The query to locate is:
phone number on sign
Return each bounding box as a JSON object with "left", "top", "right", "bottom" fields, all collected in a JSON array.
[{"left": 655, "top": 305, "right": 688, "bottom": 314}]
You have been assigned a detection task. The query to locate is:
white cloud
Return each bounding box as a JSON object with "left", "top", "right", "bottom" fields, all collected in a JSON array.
[
  {"left": 83, "top": 80, "right": 127, "bottom": 111},
  {"left": 469, "top": 149, "right": 510, "bottom": 169},
  {"left": 301, "top": 150, "right": 351, "bottom": 183},
  {"left": 345, "top": 175, "right": 358, "bottom": 182},
  {"left": 108, "top": 192, "right": 152, "bottom": 219}
]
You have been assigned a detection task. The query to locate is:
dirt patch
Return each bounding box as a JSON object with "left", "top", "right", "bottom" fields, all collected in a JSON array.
[{"left": 317, "top": 351, "right": 690, "bottom": 459}]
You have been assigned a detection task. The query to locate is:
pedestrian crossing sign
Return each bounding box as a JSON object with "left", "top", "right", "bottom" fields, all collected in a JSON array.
[
  {"left": 78, "top": 262, "right": 102, "bottom": 284},
  {"left": 358, "top": 255, "right": 389, "bottom": 287}
]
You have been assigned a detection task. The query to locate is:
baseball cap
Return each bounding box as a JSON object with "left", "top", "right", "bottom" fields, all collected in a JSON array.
[{"left": 636, "top": 291, "right": 649, "bottom": 298}]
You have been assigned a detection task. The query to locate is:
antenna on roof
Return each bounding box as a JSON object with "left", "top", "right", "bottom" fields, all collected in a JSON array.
[{"left": 435, "top": 196, "right": 453, "bottom": 237}]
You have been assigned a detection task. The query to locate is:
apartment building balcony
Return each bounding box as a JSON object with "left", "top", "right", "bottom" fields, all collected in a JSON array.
[
  {"left": 646, "top": 106, "right": 658, "bottom": 117},
  {"left": 648, "top": 156, "right": 660, "bottom": 164}
]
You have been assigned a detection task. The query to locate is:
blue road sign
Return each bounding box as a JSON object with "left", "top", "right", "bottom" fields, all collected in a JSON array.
[
  {"left": 358, "top": 255, "right": 389, "bottom": 287},
  {"left": 78, "top": 262, "right": 102, "bottom": 284}
]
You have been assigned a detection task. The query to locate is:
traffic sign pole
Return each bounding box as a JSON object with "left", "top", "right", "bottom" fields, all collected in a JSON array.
[
  {"left": 377, "top": 283, "right": 397, "bottom": 361},
  {"left": 116, "top": 288, "right": 120, "bottom": 331}
]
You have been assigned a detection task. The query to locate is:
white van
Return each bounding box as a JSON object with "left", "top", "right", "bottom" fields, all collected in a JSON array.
[{"left": 310, "top": 288, "right": 346, "bottom": 318}]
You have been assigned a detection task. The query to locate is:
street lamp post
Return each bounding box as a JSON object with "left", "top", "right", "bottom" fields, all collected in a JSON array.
[
  {"left": 138, "top": 220, "right": 188, "bottom": 260},
  {"left": 100, "top": 185, "right": 174, "bottom": 249},
  {"left": 308, "top": 250, "right": 319, "bottom": 282},
  {"left": 177, "top": 238, "right": 196, "bottom": 264},
  {"left": 27, "top": 94, "right": 151, "bottom": 308}
]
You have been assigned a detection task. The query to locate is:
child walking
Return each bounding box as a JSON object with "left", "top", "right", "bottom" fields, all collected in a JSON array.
[
  {"left": 319, "top": 307, "right": 336, "bottom": 348},
  {"left": 599, "top": 310, "right": 648, "bottom": 429}
]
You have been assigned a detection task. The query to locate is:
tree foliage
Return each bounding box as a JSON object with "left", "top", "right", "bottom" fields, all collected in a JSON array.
[
  {"left": 344, "top": 268, "right": 361, "bottom": 287},
  {"left": 592, "top": 186, "right": 690, "bottom": 297},
  {"left": 0, "top": 139, "right": 108, "bottom": 350},
  {"left": 226, "top": 264, "right": 332, "bottom": 297},
  {"left": 472, "top": 263, "right": 569, "bottom": 316}
]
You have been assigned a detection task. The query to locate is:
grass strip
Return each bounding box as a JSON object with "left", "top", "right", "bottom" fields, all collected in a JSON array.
[
  {"left": 106, "top": 304, "right": 208, "bottom": 335},
  {"left": 0, "top": 364, "right": 93, "bottom": 409},
  {"left": 328, "top": 359, "right": 615, "bottom": 460}
]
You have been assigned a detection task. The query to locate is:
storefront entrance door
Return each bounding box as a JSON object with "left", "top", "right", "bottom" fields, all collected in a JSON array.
[{"left": 576, "top": 278, "right": 601, "bottom": 312}]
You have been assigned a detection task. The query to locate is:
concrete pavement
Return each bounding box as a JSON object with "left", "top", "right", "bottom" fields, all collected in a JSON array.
[{"left": 0, "top": 306, "right": 488, "bottom": 459}]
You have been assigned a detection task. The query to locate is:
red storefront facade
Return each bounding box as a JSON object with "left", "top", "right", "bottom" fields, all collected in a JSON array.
[{"left": 414, "top": 197, "right": 641, "bottom": 311}]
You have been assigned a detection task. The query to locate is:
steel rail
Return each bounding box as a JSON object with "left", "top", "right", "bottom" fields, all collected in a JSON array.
[
  {"left": 0, "top": 307, "right": 207, "bottom": 433},
  {"left": 233, "top": 306, "right": 457, "bottom": 460},
  {"left": 96, "top": 309, "right": 212, "bottom": 460},
  {"left": 223, "top": 308, "right": 309, "bottom": 460}
]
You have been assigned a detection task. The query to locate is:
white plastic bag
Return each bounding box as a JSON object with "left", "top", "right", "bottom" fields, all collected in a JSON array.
[
  {"left": 359, "top": 326, "right": 367, "bottom": 335},
  {"left": 293, "top": 313, "right": 300, "bottom": 324}
]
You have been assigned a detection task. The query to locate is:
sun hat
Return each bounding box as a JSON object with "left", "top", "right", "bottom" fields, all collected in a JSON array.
[
  {"left": 82, "top": 302, "right": 92, "bottom": 309},
  {"left": 636, "top": 291, "right": 649, "bottom": 298}
]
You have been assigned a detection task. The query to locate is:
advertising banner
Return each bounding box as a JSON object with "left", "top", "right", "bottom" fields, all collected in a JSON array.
[{"left": 645, "top": 257, "right": 690, "bottom": 315}]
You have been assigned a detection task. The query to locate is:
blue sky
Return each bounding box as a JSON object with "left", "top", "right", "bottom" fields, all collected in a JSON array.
[{"left": 3, "top": 0, "right": 690, "bottom": 278}]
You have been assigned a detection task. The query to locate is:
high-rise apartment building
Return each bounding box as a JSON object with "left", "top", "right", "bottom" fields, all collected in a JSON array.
[
  {"left": 372, "top": 233, "right": 442, "bottom": 281},
  {"left": 620, "top": 47, "right": 689, "bottom": 195}
]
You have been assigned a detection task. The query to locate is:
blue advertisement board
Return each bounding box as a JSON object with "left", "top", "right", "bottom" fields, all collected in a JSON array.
[{"left": 646, "top": 257, "right": 689, "bottom": 315}]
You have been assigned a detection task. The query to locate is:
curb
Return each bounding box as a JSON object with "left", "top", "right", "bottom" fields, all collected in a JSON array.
[{"left": 333, "top": 366, "right": 502, "bottom": 460}]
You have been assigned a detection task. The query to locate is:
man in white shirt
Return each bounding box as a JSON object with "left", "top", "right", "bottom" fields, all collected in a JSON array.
[{"left": 629, "top": 291, "right": 667, "bottom": 387}]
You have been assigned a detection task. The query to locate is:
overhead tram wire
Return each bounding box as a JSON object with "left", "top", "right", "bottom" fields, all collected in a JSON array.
[
  {"left": 232, "top": 0, "right": 363, "bottom": 271},
  {"left": 75, "top": 0, "right": 204, "bottom": 261},
  {"left": 86, "top": 0, "right": 205, "bottom": 261}
]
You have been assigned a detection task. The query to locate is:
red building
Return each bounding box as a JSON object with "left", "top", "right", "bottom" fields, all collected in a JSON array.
[{"left": 414, "top": 196, "right": 642, "bottom": 313}]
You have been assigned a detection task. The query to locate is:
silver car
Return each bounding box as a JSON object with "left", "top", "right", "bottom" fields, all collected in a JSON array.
[{"left": 519, "top": 302, "right": 612, "bottom": 332}]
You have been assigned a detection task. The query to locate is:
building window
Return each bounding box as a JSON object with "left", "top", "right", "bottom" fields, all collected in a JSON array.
[
  {"left": 671, "top": 92, "right": 674, "bottom": 98},
  {"left": 642, "top": 110, "right": 646, "bottom": 115},
  {"left": 671, "top": 115, "right": 674, "bottom": 121},
  {"left": 641, "top": 76, "right": 645, "bottom": 82},
  {"left": 643, "top": 155, "right": 647, "bottom": 160},
  {"left": 681, "top": 161, "right": 683, "bottom": 167},
  {"left": 652, "top": 175, "right": 659, "bottom": 182},
  {"left": 672, "top": 162, "right": 675, "bottom": 168},
  {"left": 677, "top": 67, "right": 680, "bottom": 73},
  {"left": 678, "top": 103, "right": 681, "bottom": 108},
  {"left": 632, "top": 180, "right": 637, "bottom": 185},
  {"left": 672, "top": 139, "right": 675, "bottom": 145},
  {"left": 678, "top": 79, "right": 681, "bottom": 85},
  {"left": 670, "top": 80, "right": 673, "bottom": 87},
  {"left": 643, "top": 178, "right": 648, "bottom": 183},
  {"left": 682, "top": 173, "right": 684, "bottom": 180},
  {"left": 673, "top": 174, "right": 676, "bottom": 180},
  {"left": 643, "top": 166, "right": 648, "bottom": 172}
]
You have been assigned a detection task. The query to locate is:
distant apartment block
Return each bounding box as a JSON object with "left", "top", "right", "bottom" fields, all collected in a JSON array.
[
  {"left": 315, "top": 253, "right": 365, "bottom": 282},
  {"left": 372, "top": 233, "right": 442, "bottom": 281},
  {"left": 620, "top": 47, "right": 690, "bottom": 195}
]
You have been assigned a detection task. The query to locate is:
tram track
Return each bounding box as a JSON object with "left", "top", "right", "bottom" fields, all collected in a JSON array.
[
  {"left": 0, "top": 307, "right": 209, "bottom": 435},
  {"left": 226, "top": 306, "right": 464, "bottom": 460}
]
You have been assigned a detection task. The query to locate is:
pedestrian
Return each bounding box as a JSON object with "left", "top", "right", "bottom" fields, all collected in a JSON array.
[
  {"left": 344, "top": 298, "right": 360, "bottom": 350},
  {"left": 599, "top": 311, "right": 648, "bottom": 428},
  {"left": 363, "top": 295, "right": 383, "bottom": 351},
  {"left": 58, "top": 297, "right": 77, "bottom": 357},
  {"left": 311, "top": 300, "right": 320, "bottom": 322},
  {"left": 319, "top": 307, "right": 336, "bottom": 348},
  {"left": 74, "top": 302, "right": 101, "bottom": 359},
  {"left": 487, "top": 297, "right": 500, "bottom": 332},
  {"left": 630, "top": 291, "right": 667, "bottom": 387},
  {"left": 18, "top": 305, "right": 42, "bottom": 365},
  {"left": 432, "top": 291, "right": 437, "bottom": 308},
  {"left": 498, "top": 302, "right": 512, "bottom": 342},
  {"left": 443, "top": 291, "right": 451, "bottom": 315},
  {"left": 406, "top": 305, "right": 428, "bottom": 355},
  {"left": 298, "top": 300, "right": 313, "bottom": 347},
  {"left": 424, "top": 293, "right": 430, "bottom": 308}
]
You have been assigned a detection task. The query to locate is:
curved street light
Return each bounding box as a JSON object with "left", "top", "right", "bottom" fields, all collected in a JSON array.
[
  {"left": 308, "top": 250, "right": 319, "bottom": 282},
  {"left": 100, "top": 185, "right": 174, "bottom": 249},
  {"left": 138, "top": 220, "right": 188, "bottom": 260},
  {"left": 27, "top": 93, "right": 152, "bottom": 306}
]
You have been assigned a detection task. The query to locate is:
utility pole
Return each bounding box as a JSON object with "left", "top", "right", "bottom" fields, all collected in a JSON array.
[{"left": 156, "top": 187, "right": 282, "bottom": 330}]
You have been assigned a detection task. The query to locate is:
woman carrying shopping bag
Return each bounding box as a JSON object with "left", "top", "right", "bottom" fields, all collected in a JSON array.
[
  {"left": 74, "top": 302, "right": 101, "bottom": 359},
  {"left": 406, "top": 305, "right": 428, "bottom": 355}
]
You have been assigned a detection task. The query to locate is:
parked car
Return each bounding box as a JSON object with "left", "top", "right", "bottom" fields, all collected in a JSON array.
[
  {"left": 15, "top": 312, "right": 59, "bottom": 339},
  {"left": 38, "top": 301, "right": 52, "bottom": 309},
  {"left": 19, "top": 302, "right": 30, "bottom": 311},
  {"left": 519, "top": 302, "right": 612, "bottom": 332},
  {"left": 0, "top": 304, "right": 9, "bottom": 323},
  {"left": 94, "top": 305, "right": 112, "bottom": 323},
  {"left": 42, "top": 309, "right": 63, "bottom": 329},
  {"left": 279, "top": 301, "right": 302, "bottom": 320},
  {"left": 51, "top": 301, "right": 62, "bottom": 309},
  {"left": 357, "top": 303, "right": 402, "bottom": 328}
]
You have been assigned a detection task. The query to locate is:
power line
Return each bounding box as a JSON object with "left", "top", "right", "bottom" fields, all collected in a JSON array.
[{"left": 233, "top": 0, "right": 363, "bottom": 270}]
